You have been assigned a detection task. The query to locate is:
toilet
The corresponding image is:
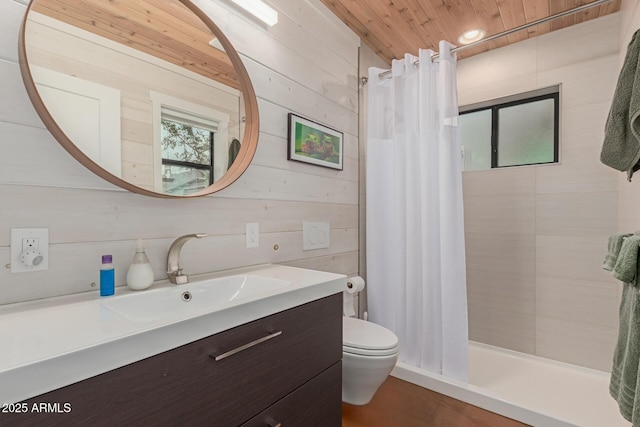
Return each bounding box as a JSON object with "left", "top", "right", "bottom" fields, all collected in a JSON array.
[{"left": 342, "top": 315, "right": 399, "bottom": 405}]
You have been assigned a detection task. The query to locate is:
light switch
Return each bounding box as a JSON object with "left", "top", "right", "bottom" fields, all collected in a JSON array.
[{"left": 303, "top": 222, "right": 330, "bottom": 250}]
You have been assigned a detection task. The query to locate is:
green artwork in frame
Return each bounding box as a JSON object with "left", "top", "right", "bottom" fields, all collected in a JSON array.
[{"left": 287, "top": 113, "right": 343, "bottom": 170}]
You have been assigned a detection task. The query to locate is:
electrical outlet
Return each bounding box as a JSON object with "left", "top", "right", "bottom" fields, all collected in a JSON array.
[
  {"left": 246, "top": 223, "right": 259, "bottom": 248},
  {"left": 11, "top": 228, "right": 49, "bottom": 273},
  {"left": 23, "top": 238, "right": 38, "bottom": 251}
]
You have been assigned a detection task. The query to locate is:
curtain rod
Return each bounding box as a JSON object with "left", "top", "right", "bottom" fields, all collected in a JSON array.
[{"left": 364, "top": 0, "right": 612, "bottom": 84}]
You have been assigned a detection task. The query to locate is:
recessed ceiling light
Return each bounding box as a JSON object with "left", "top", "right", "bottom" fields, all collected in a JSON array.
[{"left": 457, "top": 29, "right": 486, "bottom": 45}]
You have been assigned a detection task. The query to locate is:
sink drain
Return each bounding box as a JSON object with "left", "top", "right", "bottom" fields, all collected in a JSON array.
[{"left": 181, "top": 291, "right": 192, "bottom": 302}]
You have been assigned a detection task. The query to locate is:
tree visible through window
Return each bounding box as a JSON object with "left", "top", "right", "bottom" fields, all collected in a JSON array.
[
  {"left": 161, "top": 117, "right": 214, "bottom": 195},
  {"left": 459, "top": 87, "right": 559, "bottom": 171}
]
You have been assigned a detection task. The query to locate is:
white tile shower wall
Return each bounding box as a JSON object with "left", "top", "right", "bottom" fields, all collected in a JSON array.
[
  {"left": 0, "top": 0, "right": 360, "bottom": 304},
  {"left": 458, "top": 13, "right": 620, "bottom": 371}
]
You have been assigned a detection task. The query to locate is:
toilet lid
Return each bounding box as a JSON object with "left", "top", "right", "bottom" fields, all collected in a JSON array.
[{"left": 343, "top": 317, "right": 399, "bottom": 354}]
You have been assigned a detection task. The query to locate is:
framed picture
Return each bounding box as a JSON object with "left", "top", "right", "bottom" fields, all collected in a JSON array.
[{"left": 287, "top": 113, "right": 343, "bottom": 170}]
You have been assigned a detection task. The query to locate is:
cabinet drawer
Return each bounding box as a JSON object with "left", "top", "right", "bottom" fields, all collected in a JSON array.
[
  {"left": 242, "top": 362, "right": 342, "bottom": 427},
  {"left": 2, "top": 293, "right": 342, "bottom": 427}
]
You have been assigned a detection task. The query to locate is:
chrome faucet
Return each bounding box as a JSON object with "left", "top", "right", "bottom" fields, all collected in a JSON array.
[{"left": 166, "top": 233, "right": 207, "bottom": 284}]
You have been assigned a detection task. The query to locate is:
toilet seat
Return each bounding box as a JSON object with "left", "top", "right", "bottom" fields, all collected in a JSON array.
[
  {"left": 343, "top": 345, "right": 398, "bottom": 357},
  {"left": 343, "top": 317, "right": 399, "bottom": 357}
]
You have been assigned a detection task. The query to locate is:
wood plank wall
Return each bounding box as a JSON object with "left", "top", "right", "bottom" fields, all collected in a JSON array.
[{"left": 0, "top": 0, "right": 360, "bottom": 305}]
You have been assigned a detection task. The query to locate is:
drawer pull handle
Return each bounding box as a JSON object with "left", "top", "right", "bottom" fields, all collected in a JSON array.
[{"left": 212, "top": 331, "right": 283, "bottom": 361}]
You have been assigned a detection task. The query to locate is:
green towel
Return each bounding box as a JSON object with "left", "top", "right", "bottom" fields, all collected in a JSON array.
[
  {"left": 605, "top": 233, "right": 634, "bottom": 271},
  {"left": 601, "top": 29, "right": 640, "bottom": 181},
  {"left": 610, "top": 283, "right": 640, "bottom": 425},
  {"left": 614, "top": 236, "right": 640, "bottom": 284}
]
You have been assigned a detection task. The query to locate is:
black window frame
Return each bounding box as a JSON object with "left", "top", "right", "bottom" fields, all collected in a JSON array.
[
  {"left": 161, "top": 134, "right": 215, "bottom": 186},
  {"left": 460, "top": 87, "right": 560, "bottom": 169}
]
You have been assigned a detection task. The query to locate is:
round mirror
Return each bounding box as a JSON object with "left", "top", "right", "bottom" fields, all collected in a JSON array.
[{"left": 18, "top": 0, "right": 259, "bottom": 198}]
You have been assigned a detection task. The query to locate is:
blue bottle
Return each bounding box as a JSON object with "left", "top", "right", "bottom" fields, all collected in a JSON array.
[{"left": 100, "top": 255, "right": 115, "bottom": 296}]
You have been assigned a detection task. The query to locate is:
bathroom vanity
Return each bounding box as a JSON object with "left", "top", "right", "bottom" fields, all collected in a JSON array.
[{"left": 0, "top": 265, "right": 346, "bottom": 426}]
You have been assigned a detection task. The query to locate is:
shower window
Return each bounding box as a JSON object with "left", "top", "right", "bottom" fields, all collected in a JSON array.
[{"left": 459, "top": 86, "right": 559, "bottom": 171}]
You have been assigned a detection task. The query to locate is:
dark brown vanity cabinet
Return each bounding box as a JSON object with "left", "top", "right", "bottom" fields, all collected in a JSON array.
[{"left": 2, "top": 293, "right": 343, "bottom": 427}]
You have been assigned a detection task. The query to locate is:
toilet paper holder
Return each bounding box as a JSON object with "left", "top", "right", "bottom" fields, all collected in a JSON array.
[
  {"left": 346, "top": 276, "right": 365, "bottom": 292},
  {"left": 344, "top": 276, "right": 365, "bottom": 318}
]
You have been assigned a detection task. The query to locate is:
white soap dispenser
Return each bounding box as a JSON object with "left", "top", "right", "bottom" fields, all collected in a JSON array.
[{"left": 126, "top": 239, "right": 155, "bottom": 291}]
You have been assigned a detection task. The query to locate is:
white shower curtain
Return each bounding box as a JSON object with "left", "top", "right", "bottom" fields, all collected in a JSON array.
[{"left": 366, "top": 41, "right": 469, "bottom": 381}]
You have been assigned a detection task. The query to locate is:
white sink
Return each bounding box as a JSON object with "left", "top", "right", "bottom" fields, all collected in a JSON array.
[
  {"left": 102, "top": 275, "right": 291, "bottom": 322},
  {"left": 0, "top": 264, "right": 347, "bottom": 405}
]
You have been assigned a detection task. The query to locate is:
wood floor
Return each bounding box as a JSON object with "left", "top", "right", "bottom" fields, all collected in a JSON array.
[{"left": 342, "top": 376, "right": 530, "bottom": 427}]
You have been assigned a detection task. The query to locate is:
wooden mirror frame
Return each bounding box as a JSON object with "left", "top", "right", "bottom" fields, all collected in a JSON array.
[{"left": 18, "top": 0, "right": 259, "bottom": 198}]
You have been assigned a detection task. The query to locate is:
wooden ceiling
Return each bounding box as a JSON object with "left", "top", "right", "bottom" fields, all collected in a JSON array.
[
  {"left": 30, "top": 0, "right": 239, "bottom": 89},
  {"left": 30, "top": 0, "right": 622, "bottom": 78},
  {"left": 320, "top": 0, "right": 622, "bottom": 63}
]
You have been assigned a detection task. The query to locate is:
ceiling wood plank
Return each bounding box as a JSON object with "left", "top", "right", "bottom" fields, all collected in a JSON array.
[
  {"left": 467, "top": 0, "right": 509, "bottom": 55},
  {"left": 549, "top": 0, "right": 576, "bottom": 31},
  {"left": 522, "top": 0, "right": 550, "bottom": 37},
  {"left": 320, "top": 0, "right": 397, "bottom": 63},
  {"left": 415, "top": 0, "right": 483, "bottom": 52},
  {"left": 389, "top": 0, "right": 451, "bottom": 54},
  {"left": 32, "top": 0, "right": 239, "bottom": 88},
  {"left": 495, "top": 0, "right": 528, "bottom": 44},
  {"left": 311, "top": 0, "right": 620, "bottom": 62},
  {"left": 600, "top": 0, "right": 622, "bottom": 15},
  {"left": 364, "top": 0, "right": 427, "bottom": 57},
  {"left": 339, "top": 0, "right": 415, "bottom": 57}
]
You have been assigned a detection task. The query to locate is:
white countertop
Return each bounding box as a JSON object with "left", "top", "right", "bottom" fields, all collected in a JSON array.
[{"left": 0, "top": 264, "right": 346, "bottom": 404}]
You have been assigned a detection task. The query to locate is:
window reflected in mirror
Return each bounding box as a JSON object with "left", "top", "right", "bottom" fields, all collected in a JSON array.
[
  {"left": 20, "top": 0, "right": 258, "bottom": 198},
  {"left": 161, "top": 118, "right": 214, "bottom": 196}
]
